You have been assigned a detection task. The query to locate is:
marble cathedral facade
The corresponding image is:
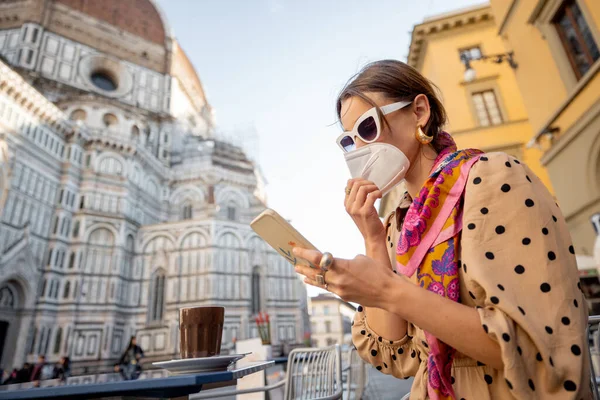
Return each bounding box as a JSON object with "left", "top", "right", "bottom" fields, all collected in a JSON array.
[{"left": 0, "top": 0, "right": 307, "bottom": 373}]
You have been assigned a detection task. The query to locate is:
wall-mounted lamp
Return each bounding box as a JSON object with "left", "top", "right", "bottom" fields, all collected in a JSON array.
[
  {"left": 461, "top": 51, "right": 518, "bottom": 82},
  {"left": 526, "top": 126, "right": 560, "bottom": 149}
]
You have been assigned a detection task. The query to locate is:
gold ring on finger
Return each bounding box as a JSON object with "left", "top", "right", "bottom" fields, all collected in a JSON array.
[
  {"left": 345, "top": 187, "right": 351, "bottom": 196},
  {"left": 316, "top": 271, "right": 327, "bottom": 285}
]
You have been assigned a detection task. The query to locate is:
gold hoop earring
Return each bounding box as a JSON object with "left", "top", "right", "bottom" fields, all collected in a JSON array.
[{"left": 416, "top": 125, "right": 433, "bottom": 144}]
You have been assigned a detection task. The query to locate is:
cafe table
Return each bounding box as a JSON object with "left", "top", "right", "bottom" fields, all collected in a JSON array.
[{"left": 0, "top": 361, "right": 274, "bottom": 400}]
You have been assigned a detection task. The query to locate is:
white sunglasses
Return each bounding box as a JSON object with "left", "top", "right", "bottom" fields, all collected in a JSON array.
[{"left": 336, "top": 100, "right": 412, "bottom": 152}]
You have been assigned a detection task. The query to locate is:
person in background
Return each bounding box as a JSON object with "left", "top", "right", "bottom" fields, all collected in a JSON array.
[
  {"left": 15, "top": 363, "right": 31, "bottom": 384},
  {"left": 30, "top": 355, "right": 45, "bottom": 382},
  {"left": 118, "top": 336, "right": 144, "bottom": 380},
  {"left": 2, "top": 368, "right": 18, "bottom": 385},
  {"left": 53, "top": 356, "right": 70, "bottom": 383}
]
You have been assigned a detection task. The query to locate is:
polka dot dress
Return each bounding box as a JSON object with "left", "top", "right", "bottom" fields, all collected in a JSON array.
[{"left": 352, "top": 153, "right": 590, "bottom": 399}]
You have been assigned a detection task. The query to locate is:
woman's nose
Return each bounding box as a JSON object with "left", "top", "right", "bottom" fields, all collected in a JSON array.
[{"left": 354, "top": 136, "right": 367, "bottom": 149}]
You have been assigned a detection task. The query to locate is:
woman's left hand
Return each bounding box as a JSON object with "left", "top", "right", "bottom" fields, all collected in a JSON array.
[{"left": 293, "top": 247, "right": 402, "bottom": 307}]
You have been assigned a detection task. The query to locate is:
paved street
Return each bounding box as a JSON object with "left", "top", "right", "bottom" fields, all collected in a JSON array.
[{"left": 363, "top": 367, "right": 412, "bottom": 400}]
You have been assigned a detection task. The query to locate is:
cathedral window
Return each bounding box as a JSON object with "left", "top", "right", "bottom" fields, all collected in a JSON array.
[
  {"left": 91, "top": 71, "right": 117, "bottom": 92},
  {"left": 60, "top": 218, "right": 67, "bottom": 236},
  {"left": 98, "top": 157, "right": 123, "bottom": 176},
  {"left": 63, "top": 281, "right": 70, "bottom": 299},
  {"left": 44, "top": 328, "right": 50, "bottom": 354},
  {"left": 102, "top": 113, "right": 118, "bottom": 128},
  {"left": 60, "top": 250, "right": 67, "bottom": 268},
  {"left": 28, "top": 328, "right": 37, "bottom": 354},
  {"left": 72, "top": 221, "right": 80, "bottom": 237},
  {"left": 251, "top": 266, "right": 262, "bottom": 315},
  {"left": 68, "top": 252, "right": 75, "bottom": 269},
  {"left": 144, "top": 126, "right": 151, "bottom": 143},
  {"left": 46, "top": 248, "right": 53, "bottom": 266},
  {"left": 131, "top": 125, "right": 140, "bottom": 142},
  {"left": 0, "top": 285, "right": 15, "bottom": 308},
  {"left": 125, "top": 235, "right": 135, "bottom": 278},
  {"left": 149, "top": 271, "right": 166, "bottom": 322},
  {"left": 53, "top": 327, "right": 62, "bottom": 354},
  {"left": 227, "top": 206, "right": 237, "bottom": 221},
  {"left": 182, "top": 204, "right": 192, "bottom": 220},
  {"left": 52, "top": 216, "right": 59, "bottom": 234}
]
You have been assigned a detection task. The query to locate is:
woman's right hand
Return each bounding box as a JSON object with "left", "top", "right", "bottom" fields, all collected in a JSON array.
[{"left": 344, "top": 178, "right": 385, "bottom": 246}]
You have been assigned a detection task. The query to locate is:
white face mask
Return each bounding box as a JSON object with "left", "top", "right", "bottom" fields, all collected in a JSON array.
[{"left": 343, "top": 142, "right": 410, "bottom": 196}]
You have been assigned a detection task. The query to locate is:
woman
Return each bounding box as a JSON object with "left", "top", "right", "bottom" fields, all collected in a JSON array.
[
  {"left": 294, "top": 60, "right": 590, "bottom": 399},
  {"left": 118, "top": 336, "right": 144, "bottom": 380}
]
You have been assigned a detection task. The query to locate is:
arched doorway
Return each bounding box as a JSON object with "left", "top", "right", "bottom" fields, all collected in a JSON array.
[{"left": 0, "top": 280, "right": 24, "bottom": 366}]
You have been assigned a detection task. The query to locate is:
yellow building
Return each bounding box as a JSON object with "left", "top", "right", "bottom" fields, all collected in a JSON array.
[
  {"left": 382, "top": 1, "right": 599, "bottom": 257},
  {"left": 381, "top": 4, "right": 553, "bottom": 217},
  {"left": 485, "top": 0, "right": 600, "bottom": 259}
]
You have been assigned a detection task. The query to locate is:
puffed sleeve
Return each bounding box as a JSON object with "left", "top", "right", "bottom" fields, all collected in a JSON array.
[
  {"left": 351, "top": 206, "right": 422, "bottom": 379},
  {"left": 461, "top": 152, "right": 589, "bottom": 399},
  {"left": 352, "top": 306, "right": 421, "bottom": 379}
]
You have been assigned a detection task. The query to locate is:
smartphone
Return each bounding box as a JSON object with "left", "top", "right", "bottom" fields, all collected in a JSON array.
[{"left": 250, "top": 208, "right": 319, "bottom": 268}]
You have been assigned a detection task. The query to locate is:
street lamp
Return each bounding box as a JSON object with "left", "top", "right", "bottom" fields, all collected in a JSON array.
[{"left": 461, "top": 51, "right": 518, "bottom": 82}]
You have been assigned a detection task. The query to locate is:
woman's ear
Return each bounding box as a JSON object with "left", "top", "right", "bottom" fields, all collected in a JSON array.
[{"left": 413, "top": 94, "right": 431, "bottom": 129}]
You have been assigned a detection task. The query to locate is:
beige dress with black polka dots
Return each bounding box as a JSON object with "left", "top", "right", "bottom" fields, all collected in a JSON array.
[{"left": 352, "top": 152, "right": 591, "bottom": 399}]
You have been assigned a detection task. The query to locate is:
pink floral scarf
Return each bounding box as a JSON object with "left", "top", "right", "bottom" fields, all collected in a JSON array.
[{"left": 396, "top": 132, "right": 482, "bottom": 400}]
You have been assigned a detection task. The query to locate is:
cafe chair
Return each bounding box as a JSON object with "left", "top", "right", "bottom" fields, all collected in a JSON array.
[
  {"left": 343, "top": 347, "right": 368, "bottom": 400},
  {"left": 587, "top": 315, "right": 600, "bottom": 399},
  {"left": 195, "top": 345, "right": 343, "bottom": 400}
]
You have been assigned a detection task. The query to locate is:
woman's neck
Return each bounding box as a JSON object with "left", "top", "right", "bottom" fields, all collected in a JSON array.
[{"left": 405, "top": 145, "right": 438, "bottom": 198}]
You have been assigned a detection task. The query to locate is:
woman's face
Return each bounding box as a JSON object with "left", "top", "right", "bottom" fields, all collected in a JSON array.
[{"left": 339, "top": 92, "right": 431, "bottom": 166}]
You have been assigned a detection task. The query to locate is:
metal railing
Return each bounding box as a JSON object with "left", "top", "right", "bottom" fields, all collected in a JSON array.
[
  {"left": 588, "top": 315, "right": 600, "bottom": 399},
  {"left": 342, "top": 347, "right": 368, "bottom": 400},
  {"left": 195, "top": 345, "right": 343, "bottom": 400}
]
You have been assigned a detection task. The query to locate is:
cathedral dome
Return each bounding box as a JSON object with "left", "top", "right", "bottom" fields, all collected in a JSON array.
[{"left": 55, "top": 0, "right": 170, "bottom": 45}]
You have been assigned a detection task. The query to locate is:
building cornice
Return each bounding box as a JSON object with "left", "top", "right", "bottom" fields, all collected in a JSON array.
[
  {"left": 407, "top": 4, "right": 494, "bottom": 69},
  {"left": 498, "top": 0, "right": 519, "bottom": 35}
]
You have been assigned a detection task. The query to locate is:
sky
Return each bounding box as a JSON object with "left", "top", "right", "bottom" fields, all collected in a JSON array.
[{"left": 157, "top": 0, "right": 484, "bottom": 295}]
